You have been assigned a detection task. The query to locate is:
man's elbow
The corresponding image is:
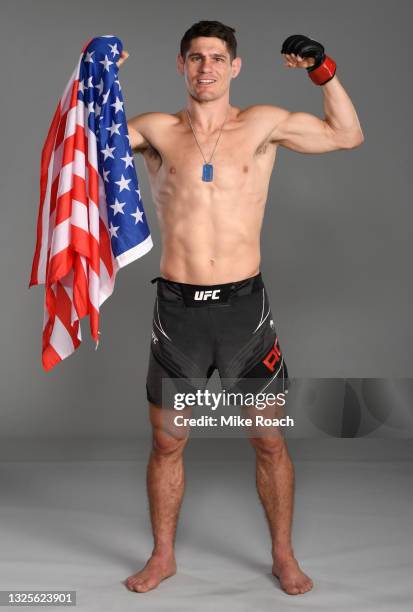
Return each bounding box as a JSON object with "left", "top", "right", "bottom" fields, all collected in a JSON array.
[{"left": 338, "top": 129, "right": 365, "bottom": 150}]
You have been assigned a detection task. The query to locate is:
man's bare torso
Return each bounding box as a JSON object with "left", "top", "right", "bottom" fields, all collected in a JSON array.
[{"left": 129, "top": 106, "right": 279, "bottom": 284}]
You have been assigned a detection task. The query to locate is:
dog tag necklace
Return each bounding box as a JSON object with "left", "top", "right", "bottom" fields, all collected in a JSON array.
[{"left": 186, "top": 109, "right": 228, "bottom": 182}]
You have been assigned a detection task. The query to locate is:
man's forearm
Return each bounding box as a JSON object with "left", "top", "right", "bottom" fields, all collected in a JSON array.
[{"left": 322, "top": 75, "right": 364, "bottom": 146}]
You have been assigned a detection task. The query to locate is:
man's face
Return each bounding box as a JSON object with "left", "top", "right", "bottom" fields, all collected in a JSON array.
[{"left": 177, "top": 37, "right": 241, "bottom": 102}]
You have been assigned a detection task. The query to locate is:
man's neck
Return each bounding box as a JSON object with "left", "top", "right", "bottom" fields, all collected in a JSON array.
[{"left": 185, "top": 96, "right": 231, "bottom": 133}]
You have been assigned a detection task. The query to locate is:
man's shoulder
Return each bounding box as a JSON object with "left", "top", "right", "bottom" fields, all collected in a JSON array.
[
  {"left": 237, "top": 105, "right": 291, "bottom": 143},
  {"left": 240, "top": 104, "right": 289, "bottom": 122},
  {"left": 127, "top": 112, "right": 181, "bottom": 150},
  {"left": 128, "top": 111, "right": 180, "bottom": 129}
]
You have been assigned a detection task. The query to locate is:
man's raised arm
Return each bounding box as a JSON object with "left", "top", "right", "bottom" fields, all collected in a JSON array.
[
  {"left": 268, "top": 34, "right": 364, "bottom": 154},
  {"left": 116, "top": 50, "right": 150, "bottom": 152},
  {"left": 127, "top": 114, "right": 151, "bottom": 152}
]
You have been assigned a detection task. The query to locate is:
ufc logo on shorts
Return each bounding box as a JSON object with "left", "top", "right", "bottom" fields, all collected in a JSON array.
[
  {"left": 262, "top": 339, "right": 281, "bottom": 372},
  {"left": 194, "top": 289, "right": 221, "bottom": 301}
]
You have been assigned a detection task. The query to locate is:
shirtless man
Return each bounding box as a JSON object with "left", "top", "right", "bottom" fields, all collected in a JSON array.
[{"left": 122, "top": 21, "right": 364, "bottom": 595}]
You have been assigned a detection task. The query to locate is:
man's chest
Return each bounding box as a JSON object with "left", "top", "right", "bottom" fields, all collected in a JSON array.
[{"left": 142, "top": 123, "right": 277, "bottom": 184}]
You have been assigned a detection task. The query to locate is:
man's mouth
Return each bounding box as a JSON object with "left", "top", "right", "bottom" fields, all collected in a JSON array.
[{"left": 197, "top": 79, "right": 216, "bottom": 85}]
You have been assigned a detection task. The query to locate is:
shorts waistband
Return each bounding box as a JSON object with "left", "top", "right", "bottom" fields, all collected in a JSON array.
[{"left": 151, "top": 273, "right": 264, "bottom": 306}]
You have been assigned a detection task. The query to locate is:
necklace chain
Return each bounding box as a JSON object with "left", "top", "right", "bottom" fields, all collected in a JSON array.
[{"left": 186, "top": 109, "right": 228, "bottom": 165}]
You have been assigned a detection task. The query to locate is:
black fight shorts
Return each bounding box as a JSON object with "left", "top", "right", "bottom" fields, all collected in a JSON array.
[{"left": 146, "top": 273, "right": 288, "bottom": 407}]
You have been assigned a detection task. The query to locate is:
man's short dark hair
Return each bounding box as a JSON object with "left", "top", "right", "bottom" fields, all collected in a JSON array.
[{"left": 180, "top": 20, "right": 237, "bottom": 61}]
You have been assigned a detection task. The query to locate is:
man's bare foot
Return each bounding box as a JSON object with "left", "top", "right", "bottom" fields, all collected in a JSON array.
[
  {"left": 272, "top": 555, "right": 313, "bottom": 595},
  {"left": 125, "top": 554, "right": 177, "bottom": 593}
]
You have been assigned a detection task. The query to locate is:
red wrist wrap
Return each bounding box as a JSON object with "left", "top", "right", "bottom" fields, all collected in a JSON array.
[{"left": 308, "top": 55, "right": 336, "bottom": 86}]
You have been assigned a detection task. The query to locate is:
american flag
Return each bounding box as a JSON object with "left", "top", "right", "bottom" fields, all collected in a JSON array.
[{"left": 29, "top": 35, "right": 152, "bottom": 371}]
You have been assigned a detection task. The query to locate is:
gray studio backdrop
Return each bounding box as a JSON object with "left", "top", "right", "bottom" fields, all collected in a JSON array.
[{"left": 1, "top": 0, "right": 412, "bottom": 449}]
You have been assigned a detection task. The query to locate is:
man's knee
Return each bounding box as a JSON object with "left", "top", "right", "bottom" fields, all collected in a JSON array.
[
  {"left": 149, "top": 401, "right": 190, "bottom": 456},
  {"left": 151, "top": 427, "right": 188, "bottom": 458},
  {"left": 249, "top": 434, "right": 287, "bottom": 459}
]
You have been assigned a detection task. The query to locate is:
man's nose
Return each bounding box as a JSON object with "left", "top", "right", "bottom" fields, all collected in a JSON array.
[{"left": 199, "top": 59, "right": 213, "bottom": 71}]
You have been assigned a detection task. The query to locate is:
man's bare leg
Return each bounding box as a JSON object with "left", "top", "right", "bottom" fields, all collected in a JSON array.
[
  {"left": 126, "top": 403, "right": 189, "bottom": 593},
  {"left": 249, "top": 432, "right": 313, "bottom": 595}
]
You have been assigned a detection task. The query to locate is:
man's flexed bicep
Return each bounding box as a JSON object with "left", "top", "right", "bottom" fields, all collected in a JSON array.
[
  {"left": 269, "top": 108, "right": 344, "bottom": 154},
  {"left": 270, "top": 78, "right": 364, "bottom": 155},
  {"left": 275, "top": 34, "right": 364, "bottom": 153}
]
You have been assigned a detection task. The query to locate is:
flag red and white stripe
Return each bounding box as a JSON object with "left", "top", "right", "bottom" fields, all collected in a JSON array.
[{"left": 30, "top": 37, "right": 152, "bottom": 371}]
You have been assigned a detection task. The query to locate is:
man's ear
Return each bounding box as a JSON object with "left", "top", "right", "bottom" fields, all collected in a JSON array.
[
  {"left": 176, "top": 54, "right": 185, "bottom": 75},
  {"left": 231, "top": 56, "right": 242, "bottom": 78}
]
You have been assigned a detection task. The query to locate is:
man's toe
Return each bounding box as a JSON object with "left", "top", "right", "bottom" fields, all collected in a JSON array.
[
  {"left": 134, "top": 581, "right": 147, "bottom": 592},
  {"left": 300, "top": 579, "right": 313, "bottom": 594}
]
